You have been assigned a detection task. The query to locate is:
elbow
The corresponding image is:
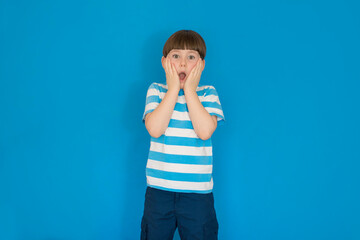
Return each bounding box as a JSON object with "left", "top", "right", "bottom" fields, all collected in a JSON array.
[
  {"left": 150, "top": 132, "right": 163, "bottom": 138},
  {"left": 145, "top": 117, "right": 164, "bottom": 138},
  {"left": 198, "top": 130, "right": 214, "bottom": 141},
  {"left": 147, "top": 127, "right": 164, "bottom": 138},
  {"left": 197, "top": 117, "right": 217, "bottom": 140},
  {"left": 199, "top": 134, "right": 211, "bottom": 141}
]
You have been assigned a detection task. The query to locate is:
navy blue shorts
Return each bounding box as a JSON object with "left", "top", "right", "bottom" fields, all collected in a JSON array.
[{"left": 140, "top": 187, "right": 219, "bottom": 240}]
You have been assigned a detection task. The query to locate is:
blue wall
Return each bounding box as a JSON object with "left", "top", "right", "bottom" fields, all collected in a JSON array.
[{"left": 1, "top": 0, "right": 359, "bottom": 239}]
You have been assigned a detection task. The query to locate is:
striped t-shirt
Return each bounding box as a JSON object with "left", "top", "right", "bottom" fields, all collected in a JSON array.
[{"left": 142, "top": 82, "right": 225, "bottom": 193}]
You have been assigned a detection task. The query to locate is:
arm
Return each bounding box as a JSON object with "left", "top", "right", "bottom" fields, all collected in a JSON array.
[
  {"left": 145, "top": 57, "right": 181, "bottom": 138},
  {"left": 184, "top": 59, "right": 218, "bottom": 140},
  {"left": 184, "top": 89, "right": 218, "bottom": 140},
  {"left": 145, "top": 89, "right": 178, "bottom": 138}
]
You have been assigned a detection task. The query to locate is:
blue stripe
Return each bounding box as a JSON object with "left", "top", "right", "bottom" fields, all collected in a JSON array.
[
  {"left": 151, "top": 135, "right": 212, "bottom": 147},
  {"left": 157, "top": 84, "right": 167, "bottom": 93},
  {"left": 202, "top": 101, "right": 222, "bottom": 109},
  {"left": 145, "top": 103, "right": 223, "bottom": 117},
  {"left": 147, "top": 185, "right": 212, "bottom": 194},
  {"left": 217, "top": 119, "right": 225, "bottom": 126},
  {"left": 146, "top": 168, "right": 212, "bottom": 182},
  {"left": 148, "top": 83, "right": 160, "bottom": 90},
  {"left": 196, "top": 88, "right": 208, "bottom": 96},
  {"left": 150, "top": 83, "right": 216, "bottom": 97},
  {"left": 168, "top": 119, "right": 193, "bottom": 129},
  {"left": 204, "top": 88, "right": 218, "bottom": 97},
  {"left": 145, "top": 83, "right": 224, "bottom": 124},
  {"left": 148, "top": 151, "right": 212, "bottom": 165},
  {"left": 146, "top": 95, "right": 160, "bottom": 104},
  {"left": 197, "top": 87, "right": 218, "bottom": 97},
  {"left": 174, "top": 102, "right": 187, "bottom": 112}
]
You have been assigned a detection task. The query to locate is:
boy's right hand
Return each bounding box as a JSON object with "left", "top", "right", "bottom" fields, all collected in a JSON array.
[{"left": 162, "top": 57, "right": 180, "bottom": 93}]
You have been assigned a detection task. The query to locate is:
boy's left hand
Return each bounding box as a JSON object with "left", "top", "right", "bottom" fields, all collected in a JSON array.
[{"left": 184, "top": 59, "right": 204, "bottom": 93}]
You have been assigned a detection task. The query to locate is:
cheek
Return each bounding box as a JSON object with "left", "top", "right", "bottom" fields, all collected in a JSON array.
[
  {"left": 169, "top": 59, "right": 179, "bottom": 70},
  {"left": 188, "top": 62, "right": 198, "bottom": 72}
]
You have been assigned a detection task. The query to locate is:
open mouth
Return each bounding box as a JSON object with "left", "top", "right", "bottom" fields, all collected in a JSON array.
[{"left": 179, "top": 72, "right": 186, "bottom": 81}]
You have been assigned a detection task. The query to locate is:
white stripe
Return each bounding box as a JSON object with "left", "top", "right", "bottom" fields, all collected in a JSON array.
[
  {"left": 156, "top": 83, "right": 168, "bottom": 89},
  {"left": 170, "top": 110, "right": 190, "bottom": 121},
  {"left": 159, "top": 92, "right": 166, "bottom": 99},
  {"left": 175, "top": 95, "right": 220, "bottom": 105},
  {"left": 150, "top": 142, "right": 212, "bottom": 156},
  {"left": 147, "top": 159, "right": 212, "bottom": 174},
  {"left": 147, "top": 176, "right": 213, "bottom": 191},
  {"left": 205, "top": 107, "right": 224, "bottom": 118},
  {"left": 165, "top": 127, "right": 198, "bottom": 138},
  {"left": 197, "top": 85, "right": 214, "bottom": 91},
  {"left": 143, "top": 105, "right": 158, "bottom": 120},
  {"left": 176, "top": 96, "right": 186, "bottom": 104},
  {"left": 199, "top": 95, "right": 221, "bottom": 104},
  {"left": 146, "top": 93, "right": 165, "bottom": 100},
  {"left": 146, "top": 88, "right": 159, "bottom": 97},
  {"left": 145, "top": 102, "right": 159, "bottom": 112}
]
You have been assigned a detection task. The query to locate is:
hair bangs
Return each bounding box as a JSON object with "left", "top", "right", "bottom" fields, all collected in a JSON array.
[{"left": 163, "top": 30, "right": 206, "bottom": 59}]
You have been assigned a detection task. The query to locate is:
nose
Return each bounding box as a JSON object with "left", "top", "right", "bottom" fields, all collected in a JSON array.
[{"left": 180, "top": 57, "right": 186, "bottom": 67}]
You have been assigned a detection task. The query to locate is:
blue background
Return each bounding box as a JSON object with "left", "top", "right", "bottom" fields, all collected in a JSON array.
[{"left": 1, "top": 0, "right": 359, "bottom": 239}]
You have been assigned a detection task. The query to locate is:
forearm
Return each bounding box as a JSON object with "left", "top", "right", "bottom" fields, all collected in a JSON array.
[
  {"left": 145, "top": 89, "right": 179, "bottom": 138},
  {"left": 184, "top": 89, "right": 216, "bottom": 140}
]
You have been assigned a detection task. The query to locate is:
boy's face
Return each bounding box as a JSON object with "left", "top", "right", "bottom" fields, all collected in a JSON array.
[{"left": 162, "top": 49, "right": 205, "bottom": 89}]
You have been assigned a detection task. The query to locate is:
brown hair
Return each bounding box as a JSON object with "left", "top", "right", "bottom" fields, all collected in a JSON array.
[{"left": 163, "top": 30, "right": 206, "bottom": 60}]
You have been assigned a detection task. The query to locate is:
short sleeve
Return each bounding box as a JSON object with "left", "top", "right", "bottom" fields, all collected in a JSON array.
[
  {"left": 142, "top": 83, "right": 162, "bottom": 123},
  {"left": 202, "top": 86, "right": 225, "bottom": 126}
]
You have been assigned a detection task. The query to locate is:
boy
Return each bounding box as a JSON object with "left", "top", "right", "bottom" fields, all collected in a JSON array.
[{"left": 141, "top": 30, "right": 225, "bottom": 240}]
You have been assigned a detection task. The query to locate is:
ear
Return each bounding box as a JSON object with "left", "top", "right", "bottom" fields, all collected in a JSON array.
[
  {"left": 161, "top": 56, "right": 166, "bottom": 69},
  {"left": 201, "top": 59, "right": 205, "bottom": 71}
]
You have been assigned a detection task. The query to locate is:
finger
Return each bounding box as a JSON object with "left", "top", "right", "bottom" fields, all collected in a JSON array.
[
  {"left": 193, "top": 60, "right": 201, "bottom": 75},
  {"left": 166, "top": 58, "right": 171, "bottom": 75},
  {"left": 188, "top": 65, "right": 196, "bottom": 78},
  {"left": 169, "top": 60, "right": 174, "bottom": 72},
  {"left": 166, "top": 57, "right": 170, "bottom": 70},
  {"left": 196, "top": 59, "right": 203, "bottom": 73},
  {"left": 164, "top": 57, "right": 168, "bottom": 73},
  {"left": 167, "top": 59, "right": 174, "bottom": 79},
  {"left": 167, "top": 58, "right": 174, "bottom": 74},
  {"left": 171, "top": 63, "right": 178, "bottom": 79},
  {"left": 198, "top": 58, "right": 203, "bottom": 70},
  {"left": 193, "top": 60, "right": 202, "bottom": 78},
  {"left": 172, "top": 61, "right": 178, "bottom": 75},
  {"left": 168, "top": 60, "right": 174, "bottom": 75},
  {"left": 195, "top": 60, "right": 201, "bottom": 73}
]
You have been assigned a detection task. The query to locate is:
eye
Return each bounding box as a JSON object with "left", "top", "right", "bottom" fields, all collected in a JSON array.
[
  {"left": 188, "top": 55, "right": 196, "bottom": 60},
  {"left": 172, "top": 54, "right": 179, "bottom": 59}
]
